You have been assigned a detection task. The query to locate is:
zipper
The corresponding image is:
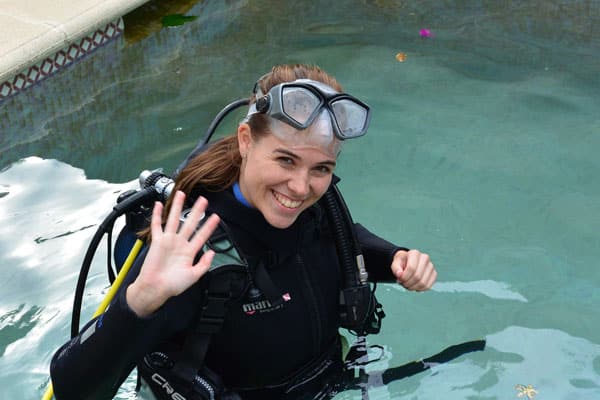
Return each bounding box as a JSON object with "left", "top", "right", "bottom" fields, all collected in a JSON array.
[
  {"left": 296, "top": 254, "right": 322, "bottom": 357},
  {"left": 194, "top": 375, "right": 216, "bottom": 400}
]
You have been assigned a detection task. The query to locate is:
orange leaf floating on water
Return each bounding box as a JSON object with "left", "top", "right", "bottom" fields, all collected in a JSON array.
[{"left": 395, "top": 52, "right": 407, "bottom": 62}]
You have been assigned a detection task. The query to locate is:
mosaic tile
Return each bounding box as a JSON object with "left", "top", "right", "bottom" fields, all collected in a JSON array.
[
  {"left": 80, "top": 37, "right": 93, "bottom": 53},
  {"left": 67, "top": 44, "right": 80, "bottom": 61},
  {"left": 54, "top": 50, "right": 68, "bottom": 68},
  {"left": 0, "top": 82, "right": 12, "bottom": 97},
  {"left": 0, "top": 18, "right": 124, "bottom": 102},
  {"left": 12, "top": 74, "right": 26, "bottom": 90},
  {"left": 28, "top": 66, "right": 41, "bottom": 82},
  {"left": 40, "top": 59, "right": 54, "bottom": 76}
]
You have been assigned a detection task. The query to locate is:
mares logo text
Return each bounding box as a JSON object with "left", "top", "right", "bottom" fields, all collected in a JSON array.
[{"left": 242, "top": 293, "right": 291, "bottom": 315}]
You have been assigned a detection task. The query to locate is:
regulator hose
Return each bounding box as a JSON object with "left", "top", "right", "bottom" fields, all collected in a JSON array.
[
  {"left": 321, "top": 184, "right": 365, "bottom": 287},
  {"left": 174, "top": 98, "right": 249, "bottom": 178},
  {"left": 70, "top": 187, "right": 156, "bottom": 337}
]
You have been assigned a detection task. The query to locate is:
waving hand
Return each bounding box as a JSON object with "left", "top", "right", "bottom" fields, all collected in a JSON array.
[{"left": 126, "top": 191, "right": 220, "bottom": 317}]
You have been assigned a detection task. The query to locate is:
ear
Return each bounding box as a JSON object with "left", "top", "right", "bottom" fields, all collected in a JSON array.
[{"left": 237, "top": 123, "right": 252, "bottom": 157}]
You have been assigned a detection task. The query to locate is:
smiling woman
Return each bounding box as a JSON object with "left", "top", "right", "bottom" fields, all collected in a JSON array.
[{"left": 47, "top": 63, "right": 437, "bottom": 400}]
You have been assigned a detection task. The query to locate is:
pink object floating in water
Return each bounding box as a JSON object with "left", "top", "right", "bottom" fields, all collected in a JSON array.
[{"left": 419, "top": 29, "right": 433, "bottom": 38}]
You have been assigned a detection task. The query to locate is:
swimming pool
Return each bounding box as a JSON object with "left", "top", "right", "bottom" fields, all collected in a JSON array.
[{"left": 1, "top": 0, "right": 599, "bottom": 398}]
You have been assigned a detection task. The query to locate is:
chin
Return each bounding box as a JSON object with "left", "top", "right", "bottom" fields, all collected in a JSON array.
[{"left": 265, "top": 214, "right": 299, "bottom": 229}]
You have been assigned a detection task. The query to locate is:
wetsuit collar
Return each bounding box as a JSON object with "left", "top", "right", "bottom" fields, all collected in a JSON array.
[
  {"left": 232, "top": 182, "right": 253, "bottom": 208},
  {"left": 199, "top": 187, "right": 310, "bottom": 258}
]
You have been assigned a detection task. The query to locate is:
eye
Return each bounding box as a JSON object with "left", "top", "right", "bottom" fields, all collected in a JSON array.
[
  {"left": 277, "top": 157, "right": 295, "bottom": 167},
  {"left": 313, "top": 165, "right": 333, "bottom": 176}
]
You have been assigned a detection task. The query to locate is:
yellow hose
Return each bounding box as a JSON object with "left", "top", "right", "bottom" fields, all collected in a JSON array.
[
  {"left": 41, "top": 383, "right": 53, "bottom": 400},
  {"left": 91, "top": 239, "right": 144, "bottom": 318},
  {"left": 41, "top": 239, "right": 145, "bottom": 400}
]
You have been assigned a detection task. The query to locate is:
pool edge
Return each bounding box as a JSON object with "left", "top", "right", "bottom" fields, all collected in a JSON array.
[{"left": 0, "top": 0, "right": 150, "bottom": 101}]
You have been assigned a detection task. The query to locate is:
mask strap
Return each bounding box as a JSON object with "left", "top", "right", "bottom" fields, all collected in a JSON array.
[{"left": 247, "top": 74, "right": 270, "bottom": 119}]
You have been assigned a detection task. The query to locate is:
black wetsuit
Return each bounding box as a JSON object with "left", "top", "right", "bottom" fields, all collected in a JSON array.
[{"left": 50, "top": 185, "right": 405, "bottom": 400}]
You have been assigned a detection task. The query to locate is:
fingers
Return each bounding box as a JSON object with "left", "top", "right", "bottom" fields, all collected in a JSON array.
[
  {"left": 422, "top": 267, "right": 437, "bottom": 290},
  {"left": 166, "top": 192, "right": 220, "bottom": 257},
  {"left": 150, "top": 201, "right": 164, "bottom": 238},
  {"left": 190, "top": 214, "right": 220, "bottom": 250},
  {"left": 391, "top": 251, "right": 407, "bottom": 281},
  {"left": 402, "top": 251, "right": 429, "bottom": 290},
  {"left": 396, "top": 250, "right": 436, "bottom": 291},
  {"left": 398, "top": 250, "right": 423, "bottom": 286},
  {"left": 192, "top": 249, "right": 215, "bottom": 279},
  {"left": 153, "top": 192, "right": 217, "bottom": 248},
  {"left": 178, "top": 196, "right": 209, "bottom": 239},
  {"left": 165, "top": 191, "right": 185, "bottom": 233}
]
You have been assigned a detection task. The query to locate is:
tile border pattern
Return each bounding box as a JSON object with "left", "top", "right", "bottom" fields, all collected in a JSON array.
[{"left": 0, "top": 18, "right": 124, "bottom": 101}]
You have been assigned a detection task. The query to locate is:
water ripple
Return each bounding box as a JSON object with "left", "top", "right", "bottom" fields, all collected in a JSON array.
[{"left": 398, "top": 280, "right": 529, "bottom": 302}]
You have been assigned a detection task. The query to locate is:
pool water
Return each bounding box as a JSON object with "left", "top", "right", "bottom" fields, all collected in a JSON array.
[{"left": 1, "top": 0, "right": 599, "bottom": 399}]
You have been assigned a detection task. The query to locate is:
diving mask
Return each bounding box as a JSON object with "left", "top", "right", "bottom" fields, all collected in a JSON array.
[{"left": 246, "top": 79, "right": 371, "bottom": 153}]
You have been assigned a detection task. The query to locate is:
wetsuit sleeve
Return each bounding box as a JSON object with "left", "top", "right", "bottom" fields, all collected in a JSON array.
[
  {"left": 50, "top": 247, "right": 168, "bottom": 400},
  {"left": 354, "top": 223, "right": 409, "bottom": 283}
]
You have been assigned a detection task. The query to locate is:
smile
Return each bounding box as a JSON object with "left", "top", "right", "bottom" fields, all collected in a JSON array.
[{"left": 272, "top": 190, "right": 303, "bottom": 209}]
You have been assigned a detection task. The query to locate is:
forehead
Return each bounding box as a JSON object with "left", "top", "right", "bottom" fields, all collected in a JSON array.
[
  {"left": 255, "top": 133, "right": 338, "bottom": 161},
  {"left": 265, "top": 111, "right": 341, "bottom": 157}
]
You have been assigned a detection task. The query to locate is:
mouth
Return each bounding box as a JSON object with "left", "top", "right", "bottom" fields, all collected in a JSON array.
[{"left": 272, "top": 190, "right": 303, "bottom": 209}]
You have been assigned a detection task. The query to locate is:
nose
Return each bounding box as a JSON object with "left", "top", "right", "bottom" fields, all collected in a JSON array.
[{"left": 287, "top": 170, "right": 311, "bottom": 198}]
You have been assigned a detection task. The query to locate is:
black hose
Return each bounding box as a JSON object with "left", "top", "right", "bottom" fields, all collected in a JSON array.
[
  {"left": 321, "top": 186, "right": 360, "bottom": 288},
  {"left": 70, "top": 188, "right": 156, "bottom": 337},
  {"left": 70, "top": 211, "right": 118, "bottom": 337},
  {"left": 174, "top": 98, "right": 249, "bottom": 178},
  {"left": 202, "top": 98, "right": 249, "bottom": 144},
  {"left": 107, "top": 228, "right": 115, "bottom": 284}
]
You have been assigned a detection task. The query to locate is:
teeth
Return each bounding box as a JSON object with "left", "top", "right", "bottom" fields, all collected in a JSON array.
[{"left": 273, "top": 191, "right": 302, "bottom": 209}]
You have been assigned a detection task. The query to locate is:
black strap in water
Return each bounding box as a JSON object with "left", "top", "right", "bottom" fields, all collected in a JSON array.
[
  {"left": 381, "top": 340, "right": 486, "bottom": 385},
  {"left": 342, "top": 339, "right": 487, "bottom": 394}
]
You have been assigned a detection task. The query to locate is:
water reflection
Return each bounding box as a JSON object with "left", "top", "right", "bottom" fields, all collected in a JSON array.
[
  {"left": 0, "top": 158, "right": 136, "bottom": 399},
  {"left": 425, "top": 279, "right": 528, "bottom": 302},
  {"left": 0, "top": 305, "right": 43, "bottom": 357}
]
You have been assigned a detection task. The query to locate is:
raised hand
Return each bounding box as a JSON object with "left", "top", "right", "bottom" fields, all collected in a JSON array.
[{"left": 126, "top": 191, "right": 220, "bottom": 317}]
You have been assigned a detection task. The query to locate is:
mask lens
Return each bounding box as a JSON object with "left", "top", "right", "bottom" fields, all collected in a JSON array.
[
  {"left": 331, "top": 98, "right": 369, "bottom": 138},
  {"left": 281, "top": 86, "right": 322, "bottom": 126}
]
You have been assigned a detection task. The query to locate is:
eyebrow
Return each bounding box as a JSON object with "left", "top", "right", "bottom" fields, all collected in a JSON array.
[{"left": 273, "top": 148, "right": 337, "bottom": 167}]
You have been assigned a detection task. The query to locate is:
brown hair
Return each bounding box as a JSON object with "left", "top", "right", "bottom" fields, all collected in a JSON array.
[{"left": 140, "top": 64, "right": 342, "bottom": 239}]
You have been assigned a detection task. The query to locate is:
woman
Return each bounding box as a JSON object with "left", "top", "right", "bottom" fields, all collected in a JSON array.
[{"left": 50, "top": 64, "right": 437, "bottom": 400}]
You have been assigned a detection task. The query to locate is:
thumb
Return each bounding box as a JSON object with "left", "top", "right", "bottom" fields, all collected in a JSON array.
[{"left": 392, "top": 251, "right": 408, "bottom": 282}]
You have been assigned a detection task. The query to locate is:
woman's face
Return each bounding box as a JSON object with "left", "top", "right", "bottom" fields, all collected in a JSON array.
[{"left": 237, "top": 124, "right": 336, "bottom": 229}]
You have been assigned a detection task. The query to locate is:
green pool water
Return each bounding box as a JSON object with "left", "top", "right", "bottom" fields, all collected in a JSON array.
[{"left": 1, "top": 1, "right": 599, "bottom": 399}]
